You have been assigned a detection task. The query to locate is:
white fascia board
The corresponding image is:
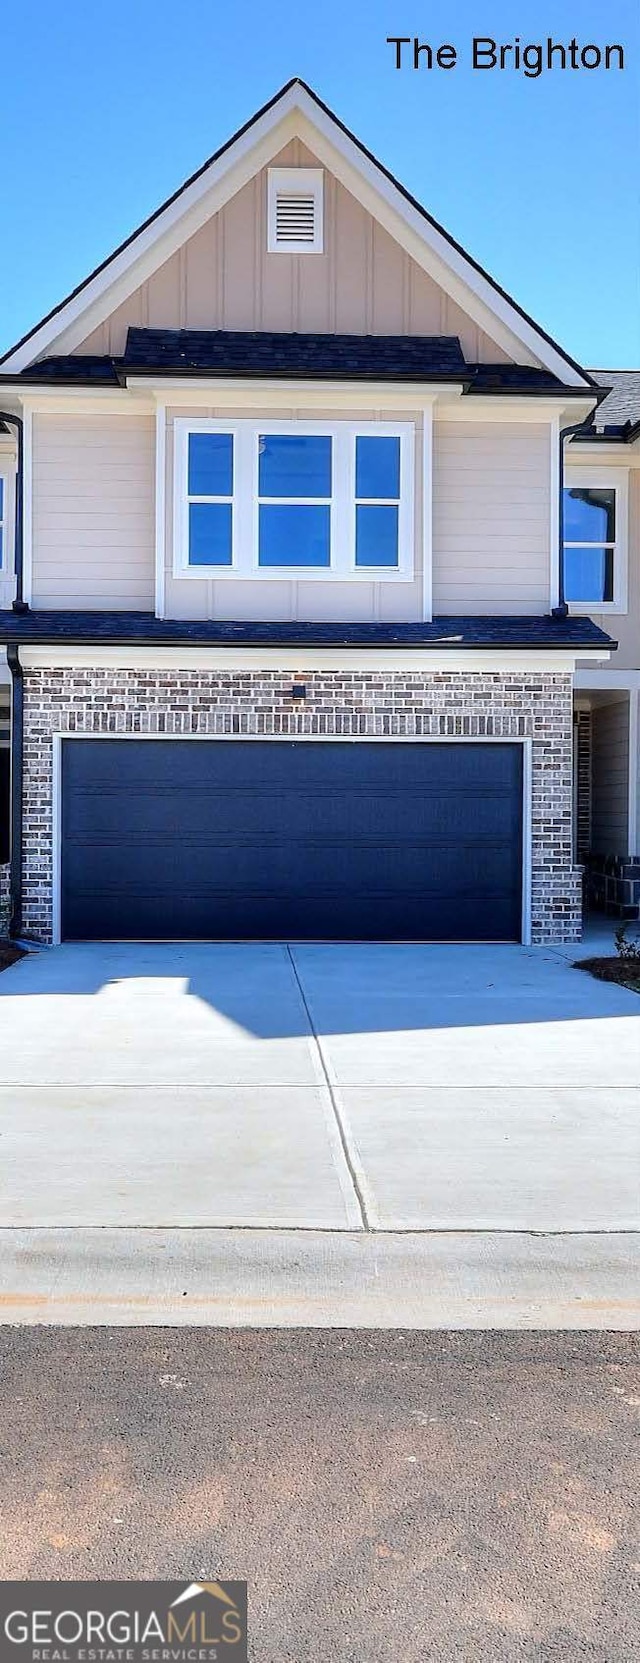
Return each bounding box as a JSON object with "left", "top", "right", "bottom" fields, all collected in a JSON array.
[
  {"left": 574, "top": 667, "right": 640, "bottom": 689},
  {"left": 16, "top": 646, "right": 605, "bottom": 673},
  {"left": 436, "top": 397, "right": 597, "bottom": 424},
  {"left": 570, "top": 441, "right": 640, "bottom": 467},
  {"left": 2, "top": 82, "right": 591, "bottom": 389},
  {"left": 130, "top": 380, "right": 456, "bottom": 409},
  {"left": 15, "top": 391, "right": 152, "bottom": 415}
]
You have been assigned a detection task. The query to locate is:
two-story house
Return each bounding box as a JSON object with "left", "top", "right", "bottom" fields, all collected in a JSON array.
[{"left": 0, "top": 79, "right": 629, "bottom": 948}]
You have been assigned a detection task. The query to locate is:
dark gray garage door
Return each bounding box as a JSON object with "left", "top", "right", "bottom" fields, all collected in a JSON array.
[{"left": 60, "top": 739, "right": 523, "bottom": 942}]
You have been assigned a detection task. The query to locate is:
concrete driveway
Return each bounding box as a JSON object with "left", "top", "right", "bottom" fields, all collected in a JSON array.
[{"left": 0, "top": 939, "right": 638, "bottom": 1234}]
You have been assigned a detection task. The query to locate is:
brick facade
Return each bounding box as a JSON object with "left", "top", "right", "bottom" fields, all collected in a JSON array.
[
  {"left": 0, "top": 861, "right": 9, "bottom": 936},
  {"left": 19, "top": 662, "right": 582, "bottom": 944},
  {"left": 574, "top": 708, "right": 592, "bottom": 862}
]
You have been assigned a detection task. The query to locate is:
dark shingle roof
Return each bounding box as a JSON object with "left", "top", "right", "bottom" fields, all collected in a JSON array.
[
  {"left": 122, "top": 327, "right": 468, "bottom": 379},
  {"left": 590, "top": 371, "right": 640, "bottom": 432},
  {"left": 0, "top": 610, "right": 616, "bottom": 651},
  {"left": 468, "top": 364, "right": 581, "bottom": 395},
  {"left": 0, "top": 330, "right": 593, "bottom": 395},
  {"left": 9, "top": 355, "right": 120, "bottom": 384}
]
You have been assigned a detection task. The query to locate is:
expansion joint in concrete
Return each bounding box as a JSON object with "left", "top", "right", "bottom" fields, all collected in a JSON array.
[{"left": 285, "top": 944, "right": 370, "bottom": 1231}]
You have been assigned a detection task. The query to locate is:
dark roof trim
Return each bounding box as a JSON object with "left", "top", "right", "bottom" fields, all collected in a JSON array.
[
  {"left": 0, "top": 78, "right": 594, "bottom": 389},
  {"left": 569, "top": 424, "right": 640, "bottom": 445},
  {"left": 0, "top": 329, "right": 600, "bottom": 397},
  {"left": 0, "top": 610, "right": 616, "bottom": 651},
  {"left": 0, "top": 367, "right": 596, "bottom": 395}
]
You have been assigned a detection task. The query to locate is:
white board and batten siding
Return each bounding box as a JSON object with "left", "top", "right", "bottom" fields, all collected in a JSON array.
[{"left": 31, "top": 414, "right": 155, "bottom": 611}]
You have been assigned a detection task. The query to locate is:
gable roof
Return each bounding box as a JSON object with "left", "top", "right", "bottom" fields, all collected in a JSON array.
[{"left": 0, "top": 79, "right": 595, "bottom": 389}]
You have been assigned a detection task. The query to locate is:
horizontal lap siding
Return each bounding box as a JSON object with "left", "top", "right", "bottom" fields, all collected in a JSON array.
[
  {"left": 432, "top": 422, "right": 551, "bottom": 615},
  {"left": 591, "top": 700, "right": 630, "bottom": 854},
  {"left": 32, "top": 415, "right": 156, "bottom": 610}
]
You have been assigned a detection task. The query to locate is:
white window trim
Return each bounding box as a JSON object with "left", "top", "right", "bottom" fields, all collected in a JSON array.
[
  {"left": 563, "top": 464, "right": 629, "bottom": 615},
  {"left": 172, "top": 417, "right": 415, "bottom": 583},
  {"left": 267, "top": 167, "right": 324, "bottom": 254}
]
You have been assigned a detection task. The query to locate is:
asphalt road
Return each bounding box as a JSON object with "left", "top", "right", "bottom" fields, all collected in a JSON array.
[{"left": 0, "top": 1330, "right": 638, "bottom": 1662}]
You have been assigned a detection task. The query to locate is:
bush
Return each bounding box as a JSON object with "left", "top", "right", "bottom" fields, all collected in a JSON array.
[{"left": 614, "top": 924, "right": 640, "bottom": 962}]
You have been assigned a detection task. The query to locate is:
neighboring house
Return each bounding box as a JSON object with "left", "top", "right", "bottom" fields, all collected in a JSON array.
[
  {"left": 0, "top": 422, "right": 12, "bottom": 874},
  {"left": 0, "top": 79, "right": 625, "bottom": 947},
  {"left": 568, "top": 374, "right": 640, "bottom": 919}
]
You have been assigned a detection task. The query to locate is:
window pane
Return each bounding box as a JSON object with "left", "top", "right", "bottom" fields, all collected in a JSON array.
[
  {"left": 188, "top": 432, "right": 233, "bottom": 497},
  {"left": 259, "top": 434, "right": 331, "bottom": 498},
  {"left": 0, "top": 478, "right": 4, "bottom": 519},
  {"left": 356, "top": 436, "right": 400, "bottom": 500},
  {"left": 563, "top": 545, "right": 614, "bottom": 604},
  {"left": 564, "top": 486, "right": 615, "bottom": 544},
  {"left": 188, "top": 502, "right": 233, "bottom": 566},
  {"left": 259, "top": 504, "right": 330, "bottom": 566},
  {"left": 355, "top": 504, "right": 399, "bottom": 567}
]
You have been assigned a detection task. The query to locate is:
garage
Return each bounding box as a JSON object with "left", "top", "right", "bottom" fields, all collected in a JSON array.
[{"left": 59, "top": 738, "right": 524, "bottom": 942}]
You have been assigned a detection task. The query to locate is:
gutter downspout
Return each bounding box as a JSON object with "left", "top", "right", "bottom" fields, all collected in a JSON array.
[
  {"left": 553, "top": 387, "right": 612, "bottom": 619},
  {"left": 0, "top": 410, "right": 28, "bottom": 612},
  {"left": 553, "top": 416, "right": 598, "bottom": 619},
  {"left": 6, "top": 646, "right": 23, "bottom": 939}
]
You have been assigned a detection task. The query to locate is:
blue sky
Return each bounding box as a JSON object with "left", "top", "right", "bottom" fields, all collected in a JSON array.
[{"left": 1, "top": 0, "right": 638, "bottom": 366}]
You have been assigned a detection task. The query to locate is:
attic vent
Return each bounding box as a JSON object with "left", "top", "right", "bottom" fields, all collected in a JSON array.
[
  {"left": 276, "top": 192, "right": 316, "bottom": 244},
  {"left": 267, "top": 167, "right": 324, "bottom": 254}
]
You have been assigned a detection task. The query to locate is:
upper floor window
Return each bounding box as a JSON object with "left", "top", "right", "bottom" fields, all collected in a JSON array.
[
  {"left": 563, "top": 469, "right": 628, "bottom": 613},
  {"left": 174, "top": 419, "right": 414, "bottom": 581}
]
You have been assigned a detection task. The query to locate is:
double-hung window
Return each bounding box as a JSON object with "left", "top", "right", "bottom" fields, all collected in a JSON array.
[
  {"left": 562, "top": 468, "right": 628, "bottom": 612},
  {"left": 186, "top": 431, "right": 234, "bottom": 567},
  {"left": 258, "top": 433, "right": 332, "bottom": 567},
  {"left": 174, "top": 419, "right": 414, "bottom": 579},
  {"left": 355, "top": 435, "right": 402, "bottom": 567}
]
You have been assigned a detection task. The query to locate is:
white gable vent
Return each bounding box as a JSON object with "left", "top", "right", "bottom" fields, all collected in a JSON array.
[{"left": 267, "top": 168, "right": 324, "bottom": 254}]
